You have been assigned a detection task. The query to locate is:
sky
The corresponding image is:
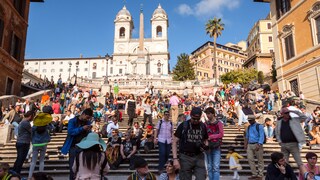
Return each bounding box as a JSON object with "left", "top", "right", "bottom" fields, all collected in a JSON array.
[{"left": 25, "top": 0, "right": 270, "bottom": 69}]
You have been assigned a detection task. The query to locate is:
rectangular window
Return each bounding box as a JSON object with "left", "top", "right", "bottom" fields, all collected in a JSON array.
[
  {"left": 267, "top": 23, "right": 272, "bottom": 29},
  {"left": 60, "top": 61, "right": 63, "bottom": 64},
  {"left": 0, "top": 18, "right": 4, "bottom": 48},
  {"left": 290, "top": 79, "right": 299, "bottom": 97},
  {"left": 101, "top": 67, "right": 104, "bottom": 71},
  {"left": 10, "top": 33, "right": 22, "bottom": 61},
  {"left": 51, "top": 62, "right": 54, "bottom": 65},
  {"left": 84, "top": 68, "right": 88, "bottom": 71},
  {"left": 5, "top": 77, "right": 13, "bottom": 95},
  {"left": 13, "top": 0, "right": 26, "bottom": 17},
  {"left": 43, "top": 62, "right": 46, "bottom": 65},
  {"left": 51, "top": 69, "right": 55, "bottom": 73},
  {"left": 35, "top": 62, "right": 38, "bottom": 65},
  {"left": 269, "top": 36, "right": 273, "bottom": 42},
  {"left": 110, "top": 67, "right": 113, "bottom": 74},
  {"left": 34, "top": 69, "right": 38, "bottom": 73},
  {"left": 119, "top": 69, "right": 123, "bottom": 74},
  {"left": 284, "top": 34, "right": 295, "bottom": 60},
  {"left": 59, "top": 69, "right": 63, "bottom": 72},
  {"left": 316, "top": 16, "right": 320, "bottom": 44},
  {"left": 276, "top": 0, "right": 291, "bottom": 19},
  {"left": 42, "top": 69, "right": 46, "bottom": 73}
]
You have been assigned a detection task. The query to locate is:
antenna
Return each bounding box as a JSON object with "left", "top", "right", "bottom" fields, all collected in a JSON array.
[
  {"left": 123, "top": 0, "right": 126, "bottom": 5},
  {"left": 140, "top": 3, "right": 143, "bottom": 12}
]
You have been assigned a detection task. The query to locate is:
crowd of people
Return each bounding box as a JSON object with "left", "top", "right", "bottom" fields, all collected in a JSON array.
[{"left": 0, "top": 80, "right": 319, "bottom": 180}]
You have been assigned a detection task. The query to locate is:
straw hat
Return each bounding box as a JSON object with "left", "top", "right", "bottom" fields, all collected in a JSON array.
[
  {"left": 33, "top": 113, "right": 53, "bottom": 126},
  {"left": 76, "top": 133, "right": 107, "bottom": 151}
]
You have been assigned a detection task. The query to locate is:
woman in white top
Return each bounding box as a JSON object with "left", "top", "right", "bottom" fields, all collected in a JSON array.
[{"left": 142, "top": 97, "right": 153, "bottom": 128}]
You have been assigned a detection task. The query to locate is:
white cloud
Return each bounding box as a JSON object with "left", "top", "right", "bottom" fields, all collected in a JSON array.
[{"left": 176, "top": 0, "right": 240, "bottom": 18}]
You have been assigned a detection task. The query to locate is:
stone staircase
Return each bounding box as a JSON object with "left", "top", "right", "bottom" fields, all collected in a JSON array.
[{"left": 0, "top": 109, "right": 319, "bottom": 177}]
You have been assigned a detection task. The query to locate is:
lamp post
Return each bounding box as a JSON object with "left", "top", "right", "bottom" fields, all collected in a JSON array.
[
  {"left": 68, "top": 61, "right": 72, "bottom": 81},
  {"left": 75, "top": 61, "right": 79, "bottom": 85},
  {"left": 194, "top": 58, "right": 199, "bottom": 85},
  {"left": 105, "top": 54, "right": 110, "bottom": 84}
]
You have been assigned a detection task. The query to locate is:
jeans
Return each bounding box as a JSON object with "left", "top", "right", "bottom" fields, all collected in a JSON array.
[
  {"left": 264, "top": 126, "right": 274, "bottom": 138},
  {"left": 28, "top": 145, "right": 47, "bottom": 179},
  {"left": 158, "top": 141, "right": 172, "bottom": 171},
  {"left": 12, "top": 121, "right": 19, "bottom": 137},
  {"left": 12, "top": 142, "right": 30, "bottom": 174},
  {"left": 206, "top": 148, "right": 221, "bottom": 180},
  {"left": 143, "top": 114, "right": 152, "bottom": 128}
]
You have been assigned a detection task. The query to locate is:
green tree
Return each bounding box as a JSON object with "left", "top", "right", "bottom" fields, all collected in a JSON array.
[
  {"left": 221, "top": 68, "right": 258, "bottom": 85},
  {"left": 172, "top": 53, "right": 195, "bottom": 81},
  {"left": 257, "top": 71, "right": 264, "bottom": 84},
  {"left": 205, "top": 17, "right": 225, "bottom": 86}
]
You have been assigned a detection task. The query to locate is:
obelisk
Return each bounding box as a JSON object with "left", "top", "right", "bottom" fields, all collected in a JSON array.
[{"left": 135, "top": 5, "right": 147, "bottom": 75}]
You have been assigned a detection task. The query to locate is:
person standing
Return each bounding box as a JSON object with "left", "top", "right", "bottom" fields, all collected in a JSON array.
[
  {"left": 28, "top": 106, "right": 53, "bottom": 179},
  {"left": 12, "top": 111, "right": 34, "bottom": 174},
  {"left": 172, "top": 107, "right": 209, "bottom": 180},
  {"left": 170, "top": 92, "right": 180, "bottom": 126},
  {"left": 154, "top": 110, "right": 173, "bottom": 174},
  {"left": 73, "top": 132, "right": 109, "bottom": 180},
  {"left": 275, "top": 107, "right": 307, "bottom": 172},
  {"left": 125, "top": 94, "right": 136, "bottom": 127},
  {"left": 142, "top": 97, "right": 153, "bottom": 128},
  {"left": 61, "top": 108, "right": 93, "bottom": 180},
  {"left": 244, "top": 116, "right": 265, "bottom": 180},
  {"left": 205, "top": 107, "right": 224, "bottom": 180}
]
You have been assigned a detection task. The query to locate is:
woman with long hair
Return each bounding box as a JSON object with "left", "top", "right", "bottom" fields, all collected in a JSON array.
[
  {"left": 106, "top": 129, "right": 122, "bottom": 170},
  {"left": 309, "top": 125, "right": 320, "bottom": 145},
  {"left": 125, "top": 94, "right": 136, "bottom": 127},
  {"left": 142, "top": 97, "right": 153, "bottom": 128},
  {"left": 73, "top": 132, "right": 109, "bottom": 180}
]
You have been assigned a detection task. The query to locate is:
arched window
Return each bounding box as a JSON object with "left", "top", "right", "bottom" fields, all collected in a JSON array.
[
  {"left": 156, "top": 26, "right": 162, "bottom": 37},
  {"left": 119, "top": 27, "right": 125, "bottom": 38}
]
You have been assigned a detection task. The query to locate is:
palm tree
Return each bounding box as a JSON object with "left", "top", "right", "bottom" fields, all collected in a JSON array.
[{"left": 205, "top": 17, "right": 224, "bottom": 86}]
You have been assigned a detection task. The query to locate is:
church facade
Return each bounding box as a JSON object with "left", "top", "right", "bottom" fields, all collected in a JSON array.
[
  {"left": 24, "top": 4, "right": 170, "bottom": 83},
  {"left": 113, "top": 5, "right": 170, "bottom": 76}
]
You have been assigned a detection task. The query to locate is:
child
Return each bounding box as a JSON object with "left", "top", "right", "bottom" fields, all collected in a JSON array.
[{"left": 226, "top": 147, "right": 244, "bottom": 180}]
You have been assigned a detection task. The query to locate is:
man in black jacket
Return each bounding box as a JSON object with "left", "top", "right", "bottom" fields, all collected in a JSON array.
[{"left": 266, "top": 152, "right": 296, "bottom": 180}]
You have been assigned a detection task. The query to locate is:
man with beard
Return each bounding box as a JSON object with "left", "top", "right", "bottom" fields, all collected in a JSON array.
[
  {"left": 172, "top": 107, "right": 208, "bottom": 180},
  {"left": 61, "top": 108, "right": 93, "bottom": 180}
]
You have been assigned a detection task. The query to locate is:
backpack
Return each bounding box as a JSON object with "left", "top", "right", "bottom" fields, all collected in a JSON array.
[
  {"left": 158, "top": 119, "right": 173, "bottom": 136},
  {"left": 248, "top": 123, "right": 266, "bottom": 144}
]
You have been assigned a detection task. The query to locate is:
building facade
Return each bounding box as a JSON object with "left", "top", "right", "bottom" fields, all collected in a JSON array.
[
  {"left": 255, "top": 0, "right": 320, "bottom": 101},
  {"left": 244, "top": 16, "right": 274, "bottom": 75},
  {"left": 25, "top": 4, "right": 170, "bottom": 83},
  {"left": 0, "top": 0, "right": 43, "bottom": 96},
  {"left": 190, "top": 41, "right": 247, "bottom": 81}
]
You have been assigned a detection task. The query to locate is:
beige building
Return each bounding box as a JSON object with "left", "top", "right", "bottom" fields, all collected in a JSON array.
[
  {"left": 255, "top": 0, "right": 320, "bottom": 101},
  {"left": 190, "top": 41, "right": 247, "bottom": 81},
  {"left": 0, "top": 0, "right": 43, "bottom": 96},
  {"left": 244, "top": 16, "right": 274, "bottom": 76}
]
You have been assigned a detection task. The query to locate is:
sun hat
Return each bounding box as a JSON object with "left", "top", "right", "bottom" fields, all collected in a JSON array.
[
  {"left": 33, "top": 112, "right": 53, "bottom": 126},
  {"left": 76, "top": 132, "right": 107, "bottom": 151}
]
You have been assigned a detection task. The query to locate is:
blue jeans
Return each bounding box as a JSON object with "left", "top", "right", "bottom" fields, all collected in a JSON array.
[
  {"left": 12, "top": 121, "right": 19, "bottom": 137},
  {"left": 12, "top": 142, "right": 30, "bottom": 174},
  {"left": 206, "top": 148, "right": 221, "bottom": 180},
  {"left": 264, "top": 126, "right": 274, "bottom": 138},
  {"left": 158, "top": 141, "right": 172, "bottom": 171}
]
